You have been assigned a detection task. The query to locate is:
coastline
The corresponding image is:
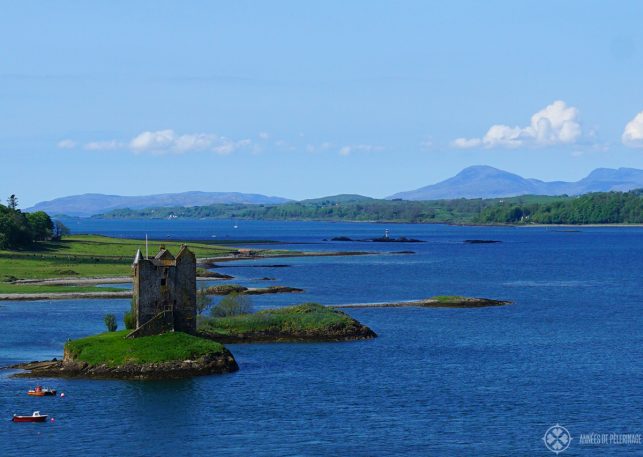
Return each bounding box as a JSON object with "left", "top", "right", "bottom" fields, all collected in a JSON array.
[
  {"left": 0, "top": 249, "right": 375, "bottom": 300},
  {"left": 0, "top": 286, "right": 303, "bottom": 301}
]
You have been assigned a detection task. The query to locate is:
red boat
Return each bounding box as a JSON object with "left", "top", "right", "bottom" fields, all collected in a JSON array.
[
  {"left": 27, "top": 385, "right": 57, "bottom": 397},
  {"left": 12, "top": 411, "right": 48, "bottom": 423}
]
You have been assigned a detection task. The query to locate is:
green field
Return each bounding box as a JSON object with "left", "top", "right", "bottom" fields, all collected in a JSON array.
[
  {"left": 0, "top": 235, "right": 235, "bottom": 294},
  {"left": 65, "top": 330, "right": 226, "bottom": 366}
]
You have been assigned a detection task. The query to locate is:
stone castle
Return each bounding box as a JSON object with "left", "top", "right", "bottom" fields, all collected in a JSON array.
[{"left": 129, "top": 245, "right": 197, "bottom": 338}]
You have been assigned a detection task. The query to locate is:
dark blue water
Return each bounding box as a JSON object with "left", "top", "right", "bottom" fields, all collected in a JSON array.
[{"left": 1, "top": 220, "right": 642, "bottom": 456}]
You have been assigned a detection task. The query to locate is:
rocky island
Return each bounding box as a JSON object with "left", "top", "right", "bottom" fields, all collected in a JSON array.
[
  {"left": 12, "top": 331, "right": 239, "bottom": 380},
  {"left": 334, "top": 296, "right": 511, "bottom": 309},
  {"left": 199, "top": 303, "right": 377, "bottom": 343}
]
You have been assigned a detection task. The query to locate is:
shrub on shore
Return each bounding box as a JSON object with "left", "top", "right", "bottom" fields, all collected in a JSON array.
[
  {"left": 211, "top": 293, "right": 253, "bottom": 317},
  {"left": 124, "top": 310, "right": 136, "bottom": 330},
  {"left": 104, "top": 314, "right": 118, "bottom": 332}
]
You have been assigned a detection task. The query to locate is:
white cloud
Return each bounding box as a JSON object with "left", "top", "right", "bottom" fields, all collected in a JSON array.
[
  {"left": 452, "top": 100, "right": 583, "bottom": 149},
  {"left": 64, "top": 129, "right": 254, "bottom": 155},
  {"left": 258, "top": 132, "right": 270, "bottom": 140},
  {"left": 212, "top": 138, "right": 251, "bottom": 155},
  {"left": 129, "top": 129, "right": 252, "bottom": 155},
  {"left": 61, "top": 130, "right": 383, "bottom": 157},
  {"left": 130, "top": 129, "right": 182, "bottom": 153},
  {"left": 84, "top": 140, "right": 124, "bottom": 150},
  {"left": 622, "top": 111, "right": 643, "bottom": 147},
  {"left": 57, "top": 139, "right": 77, "bottom": 149},
  {"left": 450, "top": 137, "right": 481, "bottom": 149}
]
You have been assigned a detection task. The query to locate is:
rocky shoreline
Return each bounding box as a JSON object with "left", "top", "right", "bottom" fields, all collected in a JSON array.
[
  {"left": 0, "top": 284, "right": 304, "bottom": 301},
  {"left": 9, "top": 348, "right": 239, "bottom": 380},
  {"left": 0, "top": 291, "right": 133, "bottom": 301}
]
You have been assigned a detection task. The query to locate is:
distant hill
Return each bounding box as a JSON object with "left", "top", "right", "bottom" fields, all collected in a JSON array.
[
  {"left": 27, "top": 191, "right": 292, "bottom": 217},
  {"left": 388, "top": 166, "right": 643, "bottom": 200},
  {"left": 27, "top": 166, "right": 643, "bottom": 216},
  {"left": 300, "top": 194, "right": 374, "bottom": 204}
]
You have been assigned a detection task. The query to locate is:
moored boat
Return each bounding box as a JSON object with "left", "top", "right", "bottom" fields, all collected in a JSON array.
[
  {"left": 27, "top": 385, "right": 57, "bottom": 397},
  {"left": 12, "top": 411, "right": 48, "bottom": 423}
]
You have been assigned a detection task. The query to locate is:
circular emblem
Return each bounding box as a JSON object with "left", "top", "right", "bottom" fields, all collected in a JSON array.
[{"left": 543, "top": 424, "right": 572, "bottom": 454}]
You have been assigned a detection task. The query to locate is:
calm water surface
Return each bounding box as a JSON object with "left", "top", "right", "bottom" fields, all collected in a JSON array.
[{"left": 1, "top": 220, "right": 642, "bottom": 456}]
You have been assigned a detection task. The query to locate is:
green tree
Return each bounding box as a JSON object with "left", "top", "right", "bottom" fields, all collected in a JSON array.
[
  {"left": 26, "top": 211, "right": 53, "bottom": 241},
  {"left": 196, "top": 286, "right": 212, "bottom": 315},
  {"left": 52, "top": 220, "right": 71, "bottom": 240},
  {"left": 211, "top": 293, "right": 253, "bottom": 317},
  {"left": 124, "top": 298, "right": 137, "bottom": 329},
  {"left": 0, "top": 205, "right": 32, "bottom": 248},
  {"left": 104, "top": 314, "right": 118, "bottom": 332},
  {"left": 7, "top": 194, "right": 18, "bottom": 210},
  {"left": 124, "top": 310, "right": 136, "bottom": 330}
]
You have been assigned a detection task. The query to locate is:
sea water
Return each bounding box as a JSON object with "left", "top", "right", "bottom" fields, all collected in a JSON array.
[{"left": 1, "top": 220, "right": 641, "bottom": 456}]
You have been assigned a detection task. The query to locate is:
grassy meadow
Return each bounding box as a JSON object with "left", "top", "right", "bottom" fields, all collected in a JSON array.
[
  {"left": 0, "top": 234, "right": 235, "bottom": 294},
  {"left": 65, "top": 330, "right": 226, "bottom": 366},
  {"left": 199, "top": 303, "right": 357, "bottom": 336}
]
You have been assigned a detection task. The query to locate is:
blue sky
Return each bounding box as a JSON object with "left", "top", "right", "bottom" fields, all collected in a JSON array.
[{"left": 2, "top": 0, "right": 643, "bottom": 206}]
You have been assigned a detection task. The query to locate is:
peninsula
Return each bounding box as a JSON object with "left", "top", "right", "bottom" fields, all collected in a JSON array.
[{"left": 0, "top": 234, "right": 370, "bottom": 298}]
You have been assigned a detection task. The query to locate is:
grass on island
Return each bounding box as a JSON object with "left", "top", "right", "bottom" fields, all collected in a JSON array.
[
  {"left": 429, "top": 295, "right": 468, "bottom": 304},
  {"left": 199, "top": 303, "right": 355, "bottom": 336},
  {"left": 0, "top": 235, "right": 236, "bottom": 293},
  {"left": 65, "top": 330, "right": 226, "bottom": 367}
]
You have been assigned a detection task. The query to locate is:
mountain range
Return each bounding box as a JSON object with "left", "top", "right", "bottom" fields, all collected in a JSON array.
[
  {"left": 27, "top": 192, "right": 292, "bottom": 217},
  {"left": 388, "top": 166, "right": 643, "bottom": 200},
  {"left": 26, "top": 166, "right": 643, "bottom": 216}
]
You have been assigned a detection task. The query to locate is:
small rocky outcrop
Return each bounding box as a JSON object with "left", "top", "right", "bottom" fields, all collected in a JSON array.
[
  {"left": 204, "top": 284, "right": 304, "bottom": 295},
  {"left": 334, "top": 297, "right": 511, "bottom": 309},
  {"left": 198, "top": 271, "right": 234, "bottom": 279},
  {"left": 244, "top": 286, "right": 303, "bottom": 295},
  {"left": 370, "top": 236, "right": 423, "bottom": 243}
]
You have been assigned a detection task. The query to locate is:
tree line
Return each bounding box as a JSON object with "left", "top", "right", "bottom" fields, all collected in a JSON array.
[
  {"left": 475, "top": 190, "right": 643, "bottom": 224},
  {"left": 0, "top": 195, "right": 69, "bottom": 249},
  {"left": 100, "top": 198, "right": 494, "bottom": 223},
  {"left": 97, "top": 190, "right": 643, "bottom": 225}
]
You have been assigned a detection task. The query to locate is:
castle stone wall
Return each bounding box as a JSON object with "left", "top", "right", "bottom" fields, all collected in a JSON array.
[{"left": 130, "top": 245, "right": 197, "bottom": 337}]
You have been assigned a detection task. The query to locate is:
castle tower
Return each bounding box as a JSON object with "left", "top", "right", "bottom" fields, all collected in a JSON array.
[
  {"left": 173, "top": 245, "right": 197, "bottom": 334},
  {"left": 130, "top": 244, "right": 197, "bottom": 337}
]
